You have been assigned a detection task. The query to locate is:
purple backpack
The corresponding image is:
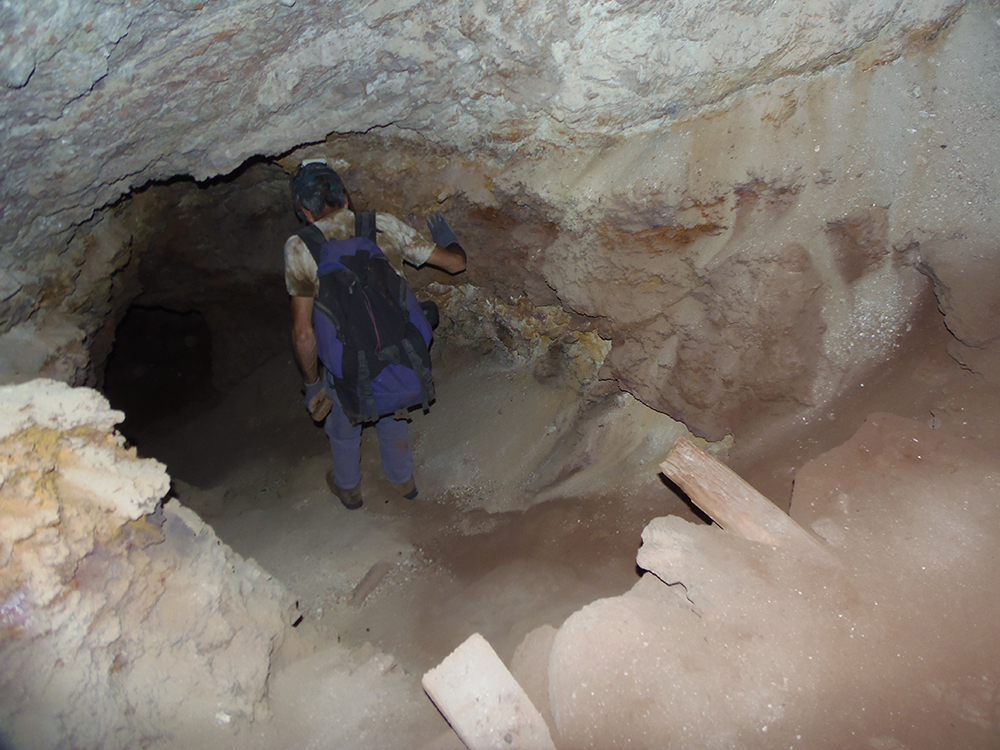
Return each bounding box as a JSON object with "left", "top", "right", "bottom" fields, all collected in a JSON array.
[{"left": 297, "top": 225, "right": 434, "bottom": 424}]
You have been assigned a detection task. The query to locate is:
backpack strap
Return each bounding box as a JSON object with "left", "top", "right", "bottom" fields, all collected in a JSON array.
[
  {"left": 356, "top": 350, "right": 378, "bottom": 421},
  {"left": 296, "top": 223, "right": 328, "bottom": 265},
  {"left": 300, "top": 212, "right": 378, "bottom": 266},
  {"left": 355, "top": 210, "right": 377, "bottom": 242},
  {"left": 314, "top": 290, "right": 347, "bottom": 333},
  {"left": 400, "top": 337, "right": 434, "bottom": 412}
]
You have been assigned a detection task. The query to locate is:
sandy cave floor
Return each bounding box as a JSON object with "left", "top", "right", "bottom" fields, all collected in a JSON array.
[{"left": 123, "top": 308, "right": 1000, "bottom": 749}]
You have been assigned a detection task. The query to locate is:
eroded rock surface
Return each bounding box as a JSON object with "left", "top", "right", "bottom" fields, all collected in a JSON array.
[
  {"left": 4, "top": 0, "right": 998, "bottom": 443},
  {"left": 1, "top": 0, "right": 962, "bottom": 262},
  {"left": 0, "top": 380, "right": 294, "bottom": 750}
]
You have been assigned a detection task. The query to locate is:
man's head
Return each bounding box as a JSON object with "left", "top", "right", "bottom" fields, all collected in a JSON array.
[{"left": 290, "top": 161, "right": 348, "bottom": 222}]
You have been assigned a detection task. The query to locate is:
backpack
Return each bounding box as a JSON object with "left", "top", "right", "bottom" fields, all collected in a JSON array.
[{"left": 297, "top": 220, "right": 435, "bottom": 425}]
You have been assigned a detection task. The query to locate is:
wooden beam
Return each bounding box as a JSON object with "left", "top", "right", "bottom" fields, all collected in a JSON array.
[{"left": 660, "top": 437, "right": 833, "bottom": 561}]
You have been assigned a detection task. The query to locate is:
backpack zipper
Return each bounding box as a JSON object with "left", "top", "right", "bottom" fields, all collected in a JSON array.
[{"left": 360, "top": 289, "right": 383, "bottom": 354}]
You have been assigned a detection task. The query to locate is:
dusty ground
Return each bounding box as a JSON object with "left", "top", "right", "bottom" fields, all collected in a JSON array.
[
  {"left": 126, "top": 299, "right": 1000, "bottom": 748},
  {"left": 128, "top": 336, "right": 695, "bottom": 748}
]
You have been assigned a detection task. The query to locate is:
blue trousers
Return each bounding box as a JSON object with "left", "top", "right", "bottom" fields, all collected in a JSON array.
[{"left": 323, "top": 390, "right": 413, "bottom": 490}]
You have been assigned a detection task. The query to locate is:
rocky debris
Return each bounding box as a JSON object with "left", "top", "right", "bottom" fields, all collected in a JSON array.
[
  {"left": 535, "top": 412, "right": 1000, "bottom": 748},
  {"left": 0, "top": 379, "right": 294, "bottom": 750},
  {"left": 427, "top": 283, "right": 611, "bottom": 390}
]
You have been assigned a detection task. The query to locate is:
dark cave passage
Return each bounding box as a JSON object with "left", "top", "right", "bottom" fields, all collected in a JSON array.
[{"left": 103, "top": 306, "right": 218, "bottom": 438}]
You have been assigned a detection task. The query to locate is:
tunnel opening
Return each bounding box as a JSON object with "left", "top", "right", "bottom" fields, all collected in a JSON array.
[{"left": 103, "top": 305, "right": 218, "bottom": 440}]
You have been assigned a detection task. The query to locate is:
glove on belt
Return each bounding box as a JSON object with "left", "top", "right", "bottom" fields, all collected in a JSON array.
[{"left": 304, "top": 380, "right": 333, "bottom": 422}]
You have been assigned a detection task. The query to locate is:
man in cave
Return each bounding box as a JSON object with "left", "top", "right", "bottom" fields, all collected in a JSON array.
[{"left": 284, "top": 160, "right": 467, "bottom": 510}]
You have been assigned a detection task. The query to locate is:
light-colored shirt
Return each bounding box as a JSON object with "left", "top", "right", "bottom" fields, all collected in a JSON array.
[{"left": 284, "top": 208, "right": 436, "bottom": 298}]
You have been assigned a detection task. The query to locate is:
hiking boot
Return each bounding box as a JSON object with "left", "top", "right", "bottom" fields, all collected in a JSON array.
[
  {"left": 391, "top": 476, "right": 418, "bottom": 500},
  {"left": 327, "top": 469, "right": 362, "bottom": 510}
]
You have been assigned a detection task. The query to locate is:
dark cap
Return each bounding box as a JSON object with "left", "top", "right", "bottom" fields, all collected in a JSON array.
[
  {"left": 290, "top": 161, "right": 347, "bottom": 221},
  {"left": 290, "top": 161, "right": 345, "bottom": 201}
]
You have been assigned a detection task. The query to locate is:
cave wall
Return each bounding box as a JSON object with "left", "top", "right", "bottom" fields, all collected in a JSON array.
[
  {"left": 1, "top": 0, "right": 998, "bottom": 440},
  {"left": 282, "top": 0, "right": 1000, "bottom": 438},
  {"left": 109, "top": 164, "right": 300, "bottom": 393}
]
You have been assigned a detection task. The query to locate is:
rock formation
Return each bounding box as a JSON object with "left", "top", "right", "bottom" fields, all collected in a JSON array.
[
  {"left": 0, "top": 380, "right": 294, "bottom": 750},
  {"left": 542, "top": 412, "right": 1000, "bottom": 748},
  {"left": 2, "top": 0, "right": 997, "bottom": 439}
]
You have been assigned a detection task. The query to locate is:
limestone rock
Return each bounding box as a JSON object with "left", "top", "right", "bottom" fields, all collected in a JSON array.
[
  {"left": 0, "top": 379, "right": 294, "bottom": 750},
  {"left": 0, "top": 0, "right": 964, "bottom": 291},
  {"left": 917, "top": 232, "right": 1000, "bottom": 348}
]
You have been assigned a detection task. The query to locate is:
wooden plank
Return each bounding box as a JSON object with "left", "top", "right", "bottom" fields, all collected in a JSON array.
[
  {"left": 660, "top": 437, "right": 832, "bottom": 560},
  {"left": 348, "top": 560, "right": 395, "bottom": 606},
  {"left": 423, "top": 633, "right": 557, "bottom": 750}
]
